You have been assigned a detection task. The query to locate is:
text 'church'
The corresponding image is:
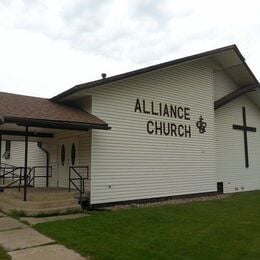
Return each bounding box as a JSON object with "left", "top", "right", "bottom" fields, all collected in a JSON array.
[{"left": 0, "top": 44, "right": 259, "bottom": 210}]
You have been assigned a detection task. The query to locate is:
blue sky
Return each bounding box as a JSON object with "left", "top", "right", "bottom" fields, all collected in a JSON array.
[{"left": 0, "top": 0, "right": 260, "bottom": 98}]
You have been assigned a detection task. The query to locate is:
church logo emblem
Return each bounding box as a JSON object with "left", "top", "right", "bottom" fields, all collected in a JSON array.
[{"left": 196, "top": 116, "right": 207, "bottom": 133}]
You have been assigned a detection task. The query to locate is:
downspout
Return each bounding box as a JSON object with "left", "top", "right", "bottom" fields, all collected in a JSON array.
[{"left": 37, "top": 142, "right": 49, "bottom": 187}]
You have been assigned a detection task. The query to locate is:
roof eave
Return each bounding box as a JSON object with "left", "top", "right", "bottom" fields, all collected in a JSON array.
[
  {"left": 51, "top": 44, "right": 242, "bottom": 102},
  {"left": 3, "top": 116, "right": 110, "bottom": 131}
]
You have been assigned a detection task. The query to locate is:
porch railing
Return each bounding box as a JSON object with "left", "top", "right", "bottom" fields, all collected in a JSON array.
[
  {"left": 69, "top": 166, "right": 89, "bottom": 203},
  {"left": 27, "top": 166, "right": 52, "bottom": 187},
  {"left": 0, "top": 165, "right": 52, "bottom": 191},
  {"left": 0, "top": 164, "right": 18, "bottom": 184},
  {"left": 0, "top": 166, "right": 29, "bottom": 191}
]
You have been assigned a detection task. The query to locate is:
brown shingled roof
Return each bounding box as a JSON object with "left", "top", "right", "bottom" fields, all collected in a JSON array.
[{"left": 0, "top": 92, "right": 108, "bottom": 130}]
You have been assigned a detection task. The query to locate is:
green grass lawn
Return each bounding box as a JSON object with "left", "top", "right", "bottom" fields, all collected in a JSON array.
[
  {"left": 0, "top": 246, "right": 10, "bottom": 260},
  {"left": 35, "top": 192, "right": 260, "bottom": 260}
]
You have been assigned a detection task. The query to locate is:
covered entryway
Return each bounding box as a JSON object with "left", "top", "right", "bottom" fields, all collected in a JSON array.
[{"left": 0, "top": 91, "right": 109, "bottom": 214}]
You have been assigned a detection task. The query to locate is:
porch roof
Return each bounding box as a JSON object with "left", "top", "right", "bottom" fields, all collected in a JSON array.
[{"left": 0, "top": 91, "right": 109, "bottom": 131}]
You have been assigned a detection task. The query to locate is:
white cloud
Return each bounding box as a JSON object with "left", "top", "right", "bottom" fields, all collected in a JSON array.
[{"left": 0, "top": 0, "right": 260, "bottom": 98}]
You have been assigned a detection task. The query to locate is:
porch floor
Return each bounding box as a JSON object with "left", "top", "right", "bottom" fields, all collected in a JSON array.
[{"left": 0, "top": 187, "right": 82, "bottom": 216}]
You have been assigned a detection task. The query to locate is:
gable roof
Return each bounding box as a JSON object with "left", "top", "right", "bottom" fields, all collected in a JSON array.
[
  {"left": 0, "top": 92, "right": 108, "bottom": 130},
  {"left": 51, "top": 44, "right": 260, "bottom": 102}
]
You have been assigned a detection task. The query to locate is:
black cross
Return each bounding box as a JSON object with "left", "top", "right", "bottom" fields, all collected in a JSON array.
[{"left": 233, "top": 107, "right": 256, "bottom": 168}]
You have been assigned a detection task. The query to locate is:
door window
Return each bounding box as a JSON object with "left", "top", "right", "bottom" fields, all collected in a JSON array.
[{"left": 61, "top": 144, "right": 65, "bottom": 165}]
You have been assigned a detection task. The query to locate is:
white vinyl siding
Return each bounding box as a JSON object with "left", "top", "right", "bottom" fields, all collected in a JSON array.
[
  {"left": 214, "top": 71, "right": 260, "bottom": 193},
  {"left": 1, "top": 141, "right": 47, "bottom": 187},
  {"left": 1, "top": 141, "right": 45, "bottom": 167},
  {"left": 88, "top": 60, "right": 217, "bottom": 204},
  {"left": 213, "top": 70, "right": 237, "bottom": 101},
  {"left": 78, "top": 131, "right": 92, "bottom": 192}
]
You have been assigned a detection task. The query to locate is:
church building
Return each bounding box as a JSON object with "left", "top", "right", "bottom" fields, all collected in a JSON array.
[{"left": 0, "top": 44, "right": 259, "bottom": 209}]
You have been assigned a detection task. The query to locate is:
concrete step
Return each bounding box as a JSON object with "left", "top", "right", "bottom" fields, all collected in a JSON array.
[
  {"left": 0, "top": 195, "right": 79, "bottom": 209},
  {"left": 24, "top": 205, "right": 82, "bottom": 216},
  {"left": 0, "top": 188, "right": 84, "bottom": 216},
  {"left": 4, "top": 189, "right": 77, "bottom": 201},
  {"left": 0, "top": 200, "right": 81, "bottom": 216}
]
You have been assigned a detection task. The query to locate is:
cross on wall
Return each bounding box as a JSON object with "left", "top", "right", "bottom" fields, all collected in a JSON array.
[{"left": 232, "top": 107, "right": 257, "bottom": 168}]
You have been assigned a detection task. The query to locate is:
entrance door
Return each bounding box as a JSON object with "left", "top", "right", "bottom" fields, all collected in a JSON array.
[{"left": 58, "top": 140, "right": 79, "bottom": 188}]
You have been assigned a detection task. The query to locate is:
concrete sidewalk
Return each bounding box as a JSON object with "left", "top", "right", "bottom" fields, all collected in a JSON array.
[
  {"left": 21, "top": 212, "right": 88, "bottom": 225},
  {"left": 0, "top": 213, "right": 86, "bottom": 259}
]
